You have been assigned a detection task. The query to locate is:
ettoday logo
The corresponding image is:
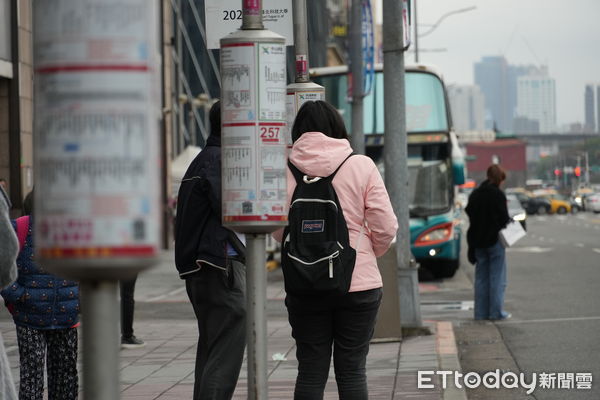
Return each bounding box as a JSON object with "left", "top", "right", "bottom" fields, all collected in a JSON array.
[{"left": 418, "top": 370, "right": 593, "bottom": 394}]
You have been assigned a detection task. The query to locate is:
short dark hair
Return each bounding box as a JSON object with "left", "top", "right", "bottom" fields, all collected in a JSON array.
[
  {"left": 209, "top": 100, "right": 221, "bottom": 137},
  {"left": 487, "top": 164, "right": 506, "bottom": 186},
  {"left": 291, "top": 100, "right": 349, "bottom": 143},
  {"left": 23, "top": 188, "right": 34, "bottom": 216}
]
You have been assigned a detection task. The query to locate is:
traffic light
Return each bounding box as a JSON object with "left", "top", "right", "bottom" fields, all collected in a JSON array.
[
  {"left": 574, "top": 166, "right": 581, "bottom": 177},
  {"left": 554, "top": 168, "right": 561, "bottom": 176}
]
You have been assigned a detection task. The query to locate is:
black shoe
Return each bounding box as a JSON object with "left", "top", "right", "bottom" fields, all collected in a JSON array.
[{"left": 121, "top": 335, "right": 146, "bottom": 349}]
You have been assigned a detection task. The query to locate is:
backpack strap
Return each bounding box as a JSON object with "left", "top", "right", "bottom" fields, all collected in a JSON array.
[
  {"left": 16, "top": 216, "right": 30, "bottom": 252},
  {"left": 288, "top": 152, "right": 356, "bottom": 184}
]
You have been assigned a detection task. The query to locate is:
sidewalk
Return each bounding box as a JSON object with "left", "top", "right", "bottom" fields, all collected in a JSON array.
[{"left": 0, "top": 251, "right": 467, "bottom": 399}]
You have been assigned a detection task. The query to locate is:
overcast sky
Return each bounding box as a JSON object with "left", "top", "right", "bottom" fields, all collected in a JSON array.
[{"left": 376, "top": 0, "right": 600, "bottom": 127}]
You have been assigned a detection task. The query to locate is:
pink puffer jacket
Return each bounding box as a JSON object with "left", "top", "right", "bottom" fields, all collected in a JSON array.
[{"left": 273, "top": 132, "right": 398, "bottom": 292}]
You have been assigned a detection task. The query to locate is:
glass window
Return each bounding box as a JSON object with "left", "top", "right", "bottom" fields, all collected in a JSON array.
[{"left": 316, "top": 70, "right": 449, "bottom": 135}]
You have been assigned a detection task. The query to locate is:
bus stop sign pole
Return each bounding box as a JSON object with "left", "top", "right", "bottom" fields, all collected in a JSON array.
[
  {"left": 220, "top": 1, "right": 288, "bottom": 398},
  {"left": 32, "top": 1, "right": 162, "bottom": 398}
]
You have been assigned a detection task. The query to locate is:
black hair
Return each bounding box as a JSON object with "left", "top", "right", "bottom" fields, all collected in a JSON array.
[
  {"left": 23, "top": 188, "right": 33, "bottom": 216},
  {"left": 209, "top": 100, "right": 221, "bottom": 137},
  {"left": 291, "top": 100, "right": 349, "bottom": 143}
]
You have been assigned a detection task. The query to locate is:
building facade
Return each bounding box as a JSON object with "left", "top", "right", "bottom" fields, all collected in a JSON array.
[
  {"left": 474, "top": 56, "right": 511, "bottom": 132},
  {"left": 516, "top": 71, "right": 556, "bottom": 134},
  {"left": 447, "top": 84, "right": 485, "bottom": 133},
  {"left": 584, "top": 84, "right": 595, "bottom": 133},
  {"left": 0, "top": 0, "right": 34, "bottom": 213}
]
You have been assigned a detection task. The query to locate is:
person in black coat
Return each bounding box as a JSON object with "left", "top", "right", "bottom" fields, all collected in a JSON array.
[
  {"left": 174, "top": 101, "right": 246, "bottom": 400},
  {"left": 465, "top": 164, "right": 511, "bottom": 320}
]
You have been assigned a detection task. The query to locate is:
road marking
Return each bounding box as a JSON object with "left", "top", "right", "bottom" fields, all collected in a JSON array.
[
  {"left": 507, "top": 246, "right": 553, "bottom": 253},
  {"left": 538, "top": 237, "right": 546, "bottom": 241},
  {"left": 575, "top": 243, "right": 584, "bottom": 248},
  {"left": 593, "top": 248, "right": 600, "bottom": 254},
  {"left": 498, "top": 316, "right": 600, "bottom": 324}
]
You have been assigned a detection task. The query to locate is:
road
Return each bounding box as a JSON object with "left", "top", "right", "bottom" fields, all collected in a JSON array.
[{"left": 421, "top": 211, "right": 600, "bottom": 400}]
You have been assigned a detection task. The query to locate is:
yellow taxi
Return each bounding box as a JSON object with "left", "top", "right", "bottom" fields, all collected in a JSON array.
[{"left": 541, "top": 194, "right": 572, "bottom": 214}]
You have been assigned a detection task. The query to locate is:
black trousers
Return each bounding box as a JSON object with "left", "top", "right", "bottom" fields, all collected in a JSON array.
[
  {"left": 16, "top": 326, "right": 78, "bottom": 400},
  {"left": 286, "top": 288, "right": 382, "bottom": 400},
  {"left": 185, "top": 260, "right": 246, "bottom": 400},
  {"left": 120, "top": 274, "right": 138, "bottom": 338}
]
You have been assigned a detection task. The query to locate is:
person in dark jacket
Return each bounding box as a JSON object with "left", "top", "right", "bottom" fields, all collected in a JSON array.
[
  {"left": 465, "top": 164, "right": 511, "bottom": 320},
  {"left": 1, "top": 190, "right": 80, "bottom": 399},
  {"left": 174, "top": 100, "right": 246, "bottom": 400}
]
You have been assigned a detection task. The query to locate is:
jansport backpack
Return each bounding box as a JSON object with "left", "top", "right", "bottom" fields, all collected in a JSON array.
[{"left": 281, "top": 154, "right": 356, "bottom": 295}]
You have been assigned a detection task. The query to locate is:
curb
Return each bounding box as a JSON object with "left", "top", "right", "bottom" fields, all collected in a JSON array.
[{"left": 437, "top": 321, "right": 468, "bottom": 400}]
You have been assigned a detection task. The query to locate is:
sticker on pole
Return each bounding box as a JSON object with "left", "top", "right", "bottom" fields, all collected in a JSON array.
[
  {"left": 33, "top": 0, "right": 161, "bottom": 263},
  {"left": 205, "top": 0, "right": 294, "bottom": 49}
]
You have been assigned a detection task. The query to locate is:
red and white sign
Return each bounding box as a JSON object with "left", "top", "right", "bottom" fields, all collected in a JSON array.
[{"left": 33, "top": 0, "right": 161, "bottom": 265}]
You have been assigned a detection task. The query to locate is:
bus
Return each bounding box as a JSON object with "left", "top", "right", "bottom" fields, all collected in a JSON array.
[{"left": 311, "top": 64, "right": 466, "bottom": 278}]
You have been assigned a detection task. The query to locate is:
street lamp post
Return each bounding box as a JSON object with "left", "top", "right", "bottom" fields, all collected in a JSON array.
[{"left": 413, "top": 1, "right": 476, "bottom": 63}]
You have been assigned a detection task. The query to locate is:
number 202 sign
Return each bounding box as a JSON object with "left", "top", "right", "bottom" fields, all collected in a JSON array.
[{"left": 205, "top": 0, "right": 294, "bottom": 49}]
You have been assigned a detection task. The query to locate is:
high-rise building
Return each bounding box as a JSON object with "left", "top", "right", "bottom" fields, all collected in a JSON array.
[
  {"left": 596, "top": 85, "right": 600, "bottom": 133},
  {"left": 474, "top": 56, "right": 511, "bottom": 132},
  {"left": 516, "top": 71, "right": 556, "bottom": 134},
  {"left": 584, "top": 84, "right": 596, "bottom": 132},
  {"left": 448, "top": 85, "right": 485, "bottom": 133}
]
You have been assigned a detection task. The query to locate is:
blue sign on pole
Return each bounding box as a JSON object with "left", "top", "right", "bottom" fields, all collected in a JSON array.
[{"left": 361, "top": 0, "right": 374, "bottom": 96}]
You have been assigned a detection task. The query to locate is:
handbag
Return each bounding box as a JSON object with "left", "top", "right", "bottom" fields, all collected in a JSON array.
[{"left": 499, "top": 220, "right": 526, "bottom": 247}]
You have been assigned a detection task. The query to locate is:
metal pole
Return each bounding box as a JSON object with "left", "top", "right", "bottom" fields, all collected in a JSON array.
[
  {"left": 350, "top": 0, "right": 365, "bottom": 154},
  {"left": 81, "top": 281, "right": 120, "bottom": 400},
  {"left": 293, "top": 0, "right": 309, "bottom": 83},
  {"left": 383, "top": 0, "right": 422, "bottom": 328},
  {"left": 246, "top": 234, "right": 268, "bottom": 400},
  {"left": 585, "top": 151, "right": 590, "bottom": 186},
  {"left": 414, "top": 0, "right": 419, "bottom": 63},
  {"left": 242, "top": 0, "right": 264, "bottom": 30}
]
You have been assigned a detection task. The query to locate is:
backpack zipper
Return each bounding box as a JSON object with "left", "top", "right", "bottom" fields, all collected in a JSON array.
[
  {"left": 291, "top": 198, "right": 338, "bottom": 211},
  {"left": 329, "top": 257, "right": 333, "bottom": 278},
  {"left": 287, "top": 250, "right": 340, "bottom": 277}
]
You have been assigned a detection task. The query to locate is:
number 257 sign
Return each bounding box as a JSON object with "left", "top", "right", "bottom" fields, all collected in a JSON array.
[{"left": 205, "top": 0, "right": 294, "bottom": 49}]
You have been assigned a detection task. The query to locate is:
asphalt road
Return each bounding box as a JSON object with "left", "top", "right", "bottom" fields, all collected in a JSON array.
[{"left": 423, "top": 211, "right": 600, "bottom": 400}]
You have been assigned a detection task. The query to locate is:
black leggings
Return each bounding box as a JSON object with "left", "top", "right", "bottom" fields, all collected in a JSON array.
[
  {"left": 16, "top": 326, "right": 78, "bottom": 400},
  {"left": 286, "top": 288, "right": 382, "bottom": 400}
]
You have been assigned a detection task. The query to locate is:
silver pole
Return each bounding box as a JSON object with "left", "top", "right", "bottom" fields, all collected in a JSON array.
[
  {"left": 350, "top": 0, "right": 365, "bottom": 154},
  {"left": 383, "top": 0, "right": 422, "bottom": 328},
  {"left": 242, "top": 0, "right": 264, "bottom": 30},
  {"left": 293, "top": 0, "right": 310, "bottom": 83},
  {"left": 81, "top": 280, "right": 120, "bottom": 400},
  {"left": 246, "top": 234, "right": 268, "bottom": 400},
  {"left": 414, "top": 0, "right": 419, "bottom": 63},
  {"left": 585, "top": 151, "right": 590, "bottom": 186}
]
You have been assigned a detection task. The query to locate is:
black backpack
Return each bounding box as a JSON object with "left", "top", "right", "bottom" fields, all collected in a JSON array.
[{"left": 281, "top": 154, "right": 356, "bottom": 296}]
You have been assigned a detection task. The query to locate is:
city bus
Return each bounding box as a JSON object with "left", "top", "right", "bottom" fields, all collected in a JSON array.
[{"left": 311, "top": 64, "right": 466, "bottom": 278}]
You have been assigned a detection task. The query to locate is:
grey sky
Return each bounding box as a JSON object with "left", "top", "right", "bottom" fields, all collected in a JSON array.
[{"left": 377, "top": 0, "right": 600, "bottom": 127}]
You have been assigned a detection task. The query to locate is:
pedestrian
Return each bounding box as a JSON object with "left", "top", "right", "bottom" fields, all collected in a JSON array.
[
  {"left": 0, "top": 183, "right": 18, "bottom": 400},
  {"left": 274, "top": 100, "right": 398, "bottom": 399},
  {"left": 119, "top": 275, "right": 145, "bottom": 349},
  {"left": 174, "top": 100, "right": 246, "bottom": 400},
  {"left": 465, "top": 164, "right": 512, "bottom": 320},
  {"left": 1, "top": 189, "right": 80, "bottom": 399},
  {"left": 0, "top": 178, "right": 7, "bottom": 190}
]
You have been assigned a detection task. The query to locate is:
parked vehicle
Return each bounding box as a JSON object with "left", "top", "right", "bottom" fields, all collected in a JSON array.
[
  {"left": 507, "top": 189, "right": 551, "bottom": 215},
  {"left": 312, "top": 64, "right": 465, "bottom": 279},
  {"left": 586, "top": 193, "right": 600, "bottom": 213},
  {"left": 507, "top": 194, "right": 527, "bottom": 230}
]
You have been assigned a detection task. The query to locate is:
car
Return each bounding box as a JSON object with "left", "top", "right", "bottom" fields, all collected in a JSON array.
[
  {"left": 586, "top": 193, "right": 600, "bottom": 213},
  {"left": 507, "top": 194, "right": 527, "bottom": 230},
  {"left": 540, "top": 194, "right": 572, "bottom": 214},
  {"left": 511, "top": 192, "right": 551, "bottom": 215}
]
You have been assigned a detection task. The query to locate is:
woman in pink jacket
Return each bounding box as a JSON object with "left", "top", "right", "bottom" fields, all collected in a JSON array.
[{"left": 275, "top": 100, "right": 398, "bottom": 399}]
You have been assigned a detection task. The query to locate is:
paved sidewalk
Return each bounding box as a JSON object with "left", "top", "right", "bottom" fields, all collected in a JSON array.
[{"left": 0, "top": 252, "right": 467, "bottom": 399}]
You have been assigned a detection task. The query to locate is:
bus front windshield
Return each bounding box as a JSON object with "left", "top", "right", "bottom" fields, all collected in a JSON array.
[{"left": 408, "top": 143, "right": 452, "bottom": 217}]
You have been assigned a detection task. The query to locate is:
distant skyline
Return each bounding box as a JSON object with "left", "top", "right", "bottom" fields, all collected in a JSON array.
[{"left": 376, "top": 0, "right": 600, "bottom": 127}]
